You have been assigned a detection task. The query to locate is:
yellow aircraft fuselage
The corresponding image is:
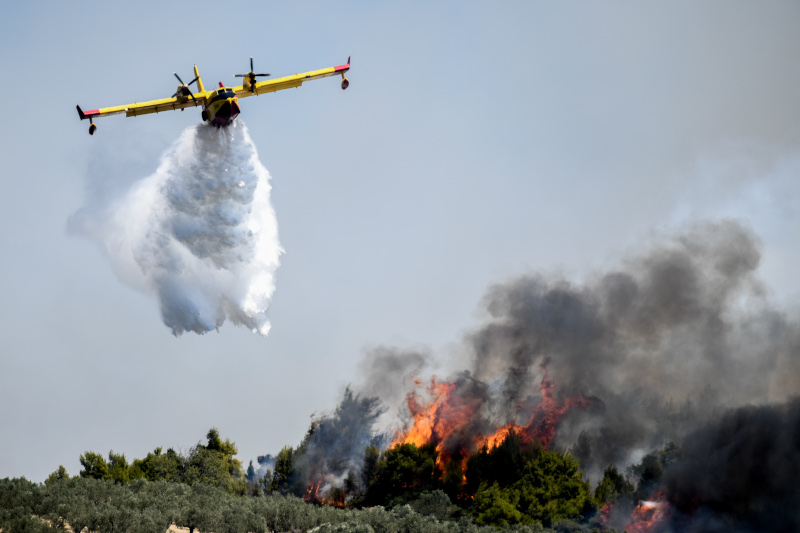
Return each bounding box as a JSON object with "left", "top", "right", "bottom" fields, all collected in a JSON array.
[
  {"left": 202, "top": 85, "right": 240, "bottom": 127},
  {"left": 77, "top": 59, "right": 351, "bottom": 135}
]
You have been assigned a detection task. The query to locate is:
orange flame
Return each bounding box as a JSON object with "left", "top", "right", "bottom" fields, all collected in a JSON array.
[
  {"left": 320, "top": 495, "right": 347, "bottom": 508},
  {"left": 476, "top": 362, "right": 595, "bottom": 450},
  {"left": 304, "top": 478, "right": 323, "bottom": 503},
  {"left": 391, "top": 377, "right": 483, "bottom": 467},
  {"left": 304, "top": 474, "right": 347, "bottom": 507},
  {"left": 624, "top": 493, "right": 669, "bottom": 533},
  {"left": 392, "top": 360, "right": 596, "bottom": 471},
  {"left": 599, "top": 501, "right": 613, "bottom": 524}
]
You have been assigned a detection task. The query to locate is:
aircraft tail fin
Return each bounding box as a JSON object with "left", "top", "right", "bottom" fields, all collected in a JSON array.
[
  {"left": 76, "top": 105, "right": 86, "bottom": 120},
  {"left": 194, "top": 65, "right": 205, "bottom": 93}
]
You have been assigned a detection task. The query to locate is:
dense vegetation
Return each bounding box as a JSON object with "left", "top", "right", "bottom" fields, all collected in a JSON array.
[
  {"left": 70, "top": 429, "right": 245, "bottom": 495},
  {"left": 3, "top": 476, "right": 529, "bottom": 533},
  {"left": 359, "top": 434, "right": 598, "bottom": 528},
  {"left": 1, "top": 426, "right": 672, "bottom": 532}
]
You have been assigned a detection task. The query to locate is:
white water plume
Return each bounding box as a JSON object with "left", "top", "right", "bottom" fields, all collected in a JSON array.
[{"left": 72, "top": 121, "right": 282, "bottom": 336}]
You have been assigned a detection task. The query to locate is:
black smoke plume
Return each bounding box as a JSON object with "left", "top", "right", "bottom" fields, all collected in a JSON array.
[{"left": 664, "top": 398, "right": 800, "bottom": 533}]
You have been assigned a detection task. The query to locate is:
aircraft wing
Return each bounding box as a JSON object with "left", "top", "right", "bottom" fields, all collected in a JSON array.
[
  {"left": 233, "top": 60, "right": 350, "bottom": 99},
  {"left": 77, "top": 93, "right": 207, "bottom": 121}
]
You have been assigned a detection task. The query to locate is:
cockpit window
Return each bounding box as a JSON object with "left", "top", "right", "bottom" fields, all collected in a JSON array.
[{"left": 211, "top": 89, "right": 234, "bottom": 103}]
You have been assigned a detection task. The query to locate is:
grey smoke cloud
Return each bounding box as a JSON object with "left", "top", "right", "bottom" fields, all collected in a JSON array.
[
  {"left": 467, "top": 220, "right": 797, "bottom": 477},
  {"left": 291, "top": 388, "right": 385, "bottom": 496},
  {"left": 355, "top": 220, "right": 800, "bottom": 480},
  {"left": 358, "top": 347, "right": 430, "bottom": 407}
]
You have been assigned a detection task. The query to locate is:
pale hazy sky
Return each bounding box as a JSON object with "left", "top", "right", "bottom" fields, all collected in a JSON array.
[{"left": 1, "top": 1, "right": 799, "bottom": 482}]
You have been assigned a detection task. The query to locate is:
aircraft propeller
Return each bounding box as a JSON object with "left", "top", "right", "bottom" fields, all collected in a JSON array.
[
  {"left": 235, "top": 57, "right": 270, "bottom": 93},
  {"left": 172, "top": 72, "right": 200, "bottom": 101}
]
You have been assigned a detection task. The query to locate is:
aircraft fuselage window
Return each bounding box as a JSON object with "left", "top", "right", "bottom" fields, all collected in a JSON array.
[{"left": 212, "top": 91, "right": 230, "bottom": 102}]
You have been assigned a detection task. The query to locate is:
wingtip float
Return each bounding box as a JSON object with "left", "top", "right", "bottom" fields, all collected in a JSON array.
[{"left": 76, "top": 57, "right": 351, "bottom": 135}]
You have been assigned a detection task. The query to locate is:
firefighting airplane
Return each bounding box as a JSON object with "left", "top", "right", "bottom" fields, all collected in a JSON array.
[{"left": 76, "top": 57, "right": 350, "bottom": 135}]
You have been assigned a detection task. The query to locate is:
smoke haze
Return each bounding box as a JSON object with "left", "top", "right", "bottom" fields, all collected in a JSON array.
[{"left": 70, "top": 122, "right": 282, "bottom": 336}]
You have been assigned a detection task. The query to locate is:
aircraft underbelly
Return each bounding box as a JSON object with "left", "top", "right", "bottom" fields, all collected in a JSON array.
[{"left": 208, "top": 99, "right": 240, "bottom": 127}]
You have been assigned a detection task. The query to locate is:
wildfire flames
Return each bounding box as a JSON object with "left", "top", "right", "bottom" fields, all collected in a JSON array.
[
  {"left": 392, "top": 361, "right": 597, "bottom": 466},
  {"left": 304, "top": 474, "right": 347, "bottom": 507},
  {"left": 599, "top": 492, "right": 669, "bottom": 533},
  {"left": 476, "top": 362, "right": 597, "bottom": 451},
  {"left": 303, "top": 360, "right": 598, "bottom": 504},
  {"left": 391, "top": 377, "right": 483, "bottom": 465},
  {"left": 625, "top": 495, "right": 668, "bottom": 533},
  {"left": 304, "top": 479, "right": 322, "bottom": 502}
]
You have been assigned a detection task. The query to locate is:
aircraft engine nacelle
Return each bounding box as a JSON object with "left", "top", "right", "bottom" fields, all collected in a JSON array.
[
  {"left": 341, "top": 77, "right": 349, "bottom": 90},
  {"left": 175, "top": 85, "right": 192, "bottom": 102},
  {"left": 89, "top": 123, "right": 97, "bottom": 135}
]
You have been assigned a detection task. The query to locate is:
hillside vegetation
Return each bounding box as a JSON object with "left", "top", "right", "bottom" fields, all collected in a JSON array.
[{"left": 0, "top": 428, "right": 662, "bottom": 532}]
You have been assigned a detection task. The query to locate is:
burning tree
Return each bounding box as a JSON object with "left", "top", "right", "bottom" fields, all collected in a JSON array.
[
  {"left": 361, "top": 442, "right": 442, "bottom": 507},
  {"left": 357, "top": 429, "right": 596, "bottom": 527},
  {"left": 389, "top": 362, "right": 600, "bottom": 478}
]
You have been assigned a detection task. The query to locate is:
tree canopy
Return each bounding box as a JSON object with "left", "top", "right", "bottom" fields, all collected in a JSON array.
[
  {"left": 39, "top": 424, "right": 649, "bottom": 531},
  {"left": 77, "top": 428, "right": 246, "bottom": 495}
]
